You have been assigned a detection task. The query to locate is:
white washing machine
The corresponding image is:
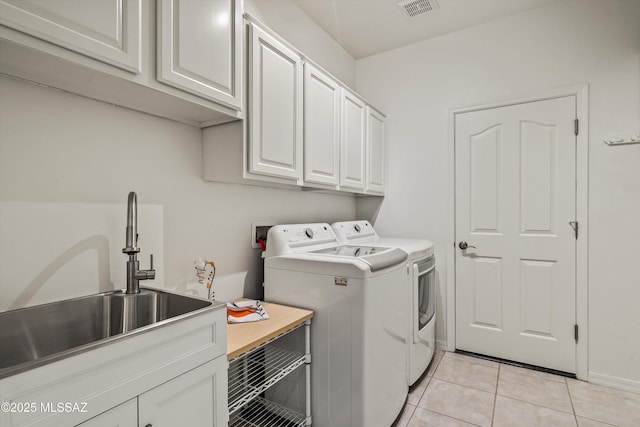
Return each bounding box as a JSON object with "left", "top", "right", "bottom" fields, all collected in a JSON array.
[
  {"left": 263, "top": 223, "right": 409, "bottom": 427},
  {"left": 332, "top": 220, "right": 436, "bottom": 386}
]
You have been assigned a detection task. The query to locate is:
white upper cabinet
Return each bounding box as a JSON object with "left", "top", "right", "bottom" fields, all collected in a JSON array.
[
  {"left": 157, "top": 0, "right": 242, "bottom": 109},
  {"left": 0, "top": 0, "right": 142, "bottom": 73},
  {"left": 248, "top": 23, "right": 303, "bottom": 181},
  {"left": 340, "top": 88, "right": 367, "bottom": 191},
  {"left": 202, "top": 18, "right": 386, "bottom": 195},
  {"left": 303, "top": 63, "right": 340, "bottom": 187},
  {"left": 0, "top": 0, "right": 243, "bottom": 126},
  {"left": 366, "top": 107, "right": 386, "bottom": 194}
]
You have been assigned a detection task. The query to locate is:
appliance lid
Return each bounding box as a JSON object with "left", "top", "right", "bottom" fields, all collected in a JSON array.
[{"left": 309, "top": 245, "right": 407, "bottom": 272}]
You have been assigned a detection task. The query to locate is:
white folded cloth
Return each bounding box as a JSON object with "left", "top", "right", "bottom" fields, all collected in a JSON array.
[{"left": 227, "top": 300, "right": 269, "bottom": 323}]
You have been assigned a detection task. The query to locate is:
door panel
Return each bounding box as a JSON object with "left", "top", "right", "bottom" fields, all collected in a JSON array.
[
  {"left": 157, "top": 0, "right": 241, "bottom": 108},
  {"left": 0, "top": 0, "right": 141, "bottom": 73},
  {"left": 455, "top": 96, "right": 577, "bottom": 373},
  {"left": 340, "top": 89, "right": 366, "bottom": 190},
  {"left": 471, "top": 257, "right": 503, "bottom": 330},
  {"left": 248, "top": 24, "right": 303, "bottom": 180},
  {"left": 470, "top": 125, "right": 500, "bottom": 232},
  {"left": 520, "top": 121, "right": 556, "bottom": 233},
  {"left": 521, "top": 259, "right": 555, "bottom": 337},
  {"left": 366, "top": 107, "right": 385, "bottom": 194},
  {"left": 304, "top": 63, "right": 340, "bottom": 186}
]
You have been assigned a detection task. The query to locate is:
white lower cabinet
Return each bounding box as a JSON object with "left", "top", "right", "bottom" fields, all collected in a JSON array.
[
  {"left": 0, "top": 305, "right": 227, "bottom": 427},
  {"left": 77, "top": 399, "right": 137, "bottom": 427},
  {"left": 77, "top": 356, "right": 228, "bottom": 427},
  {"left": 139, "top": 357, "right": 228, "bottom": 427}
]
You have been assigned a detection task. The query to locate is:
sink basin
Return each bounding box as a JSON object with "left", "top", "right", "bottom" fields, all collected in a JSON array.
[{"left": 0, "top": 288, "right": 217, "bottom": 379}]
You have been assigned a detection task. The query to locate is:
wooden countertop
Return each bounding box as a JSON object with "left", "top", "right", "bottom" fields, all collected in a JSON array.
[{"left": 226, "top": 301, "right": 314, "bottom": 360}]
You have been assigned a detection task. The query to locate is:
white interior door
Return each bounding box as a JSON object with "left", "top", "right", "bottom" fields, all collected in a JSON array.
[{"left": 455, "top": 96, "right": 577, "bottom": 373}]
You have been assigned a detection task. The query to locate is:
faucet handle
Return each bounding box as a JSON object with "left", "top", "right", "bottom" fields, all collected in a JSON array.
[
  {"left": 150, "top": 254, "right": 154, "bottom": 270},
  {"left": 135, "top": 254, "right": 156, "bottom": 281}
]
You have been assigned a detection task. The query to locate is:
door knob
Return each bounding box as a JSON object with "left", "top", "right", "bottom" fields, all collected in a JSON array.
[{"left": 458, "top": 241, "right": 476, "bottom": 250}]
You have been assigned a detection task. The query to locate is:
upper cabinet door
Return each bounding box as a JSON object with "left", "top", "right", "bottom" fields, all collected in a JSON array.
[
  {"left": 158, "top": 0, "right": 242, "bottom": 109},
  {"left": 248, "top": 23, "right": 303, "bottom": 181},
  {"left": 0, "top": 0, "right": 142, "bottom": 73},
  {"left": 304, "top": 63, "right": 340, "bottom": 187},
  {"left": 340, "top": 89, "right": 366, "bottom": 191},
  {"left": 366, "top": 107, "right": 385, "bottom": 194}
]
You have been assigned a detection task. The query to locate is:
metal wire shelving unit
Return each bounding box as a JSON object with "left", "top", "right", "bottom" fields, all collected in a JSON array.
[{"left": 228, "top": 321, "right": 311, "bottom": 426}]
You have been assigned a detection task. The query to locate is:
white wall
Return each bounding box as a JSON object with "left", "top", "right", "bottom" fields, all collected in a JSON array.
[
  {"left": 245, "top": 0, "right": 356, "bottom": 87},
  {"left": 0, "top": 76, "right": 355, "bottom": 309},
  {"left": 355, "top": 0, "right": 640, "bottom": 386}
]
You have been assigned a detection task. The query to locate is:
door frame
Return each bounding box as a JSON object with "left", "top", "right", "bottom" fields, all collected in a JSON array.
[{"left": 446, "top": 84, "right": 589, "bottom": 380}]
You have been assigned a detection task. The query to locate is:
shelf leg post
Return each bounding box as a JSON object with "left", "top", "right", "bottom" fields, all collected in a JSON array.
[{"left": 305, "top": 319, "right": 312, "bottom": 426}]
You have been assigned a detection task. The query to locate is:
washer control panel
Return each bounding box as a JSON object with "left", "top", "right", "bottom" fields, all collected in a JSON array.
[
  {"left": 264, "top": 223, "right": 339, "bottom": 257},
  {"left": 284, "top": 224, "right": 333, "bottom": 243},
  {"left": 331, "top": 220, "right": 378, "bottom": 243}
]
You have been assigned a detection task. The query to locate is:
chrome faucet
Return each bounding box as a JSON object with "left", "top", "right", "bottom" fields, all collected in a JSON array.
[{"left": 122, "top": 191, "right": 155, "bottom": 294}]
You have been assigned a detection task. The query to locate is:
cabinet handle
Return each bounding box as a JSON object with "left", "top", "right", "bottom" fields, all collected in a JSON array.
[{"left": 145, "top": 424, "right": 153, "bottom": 427}]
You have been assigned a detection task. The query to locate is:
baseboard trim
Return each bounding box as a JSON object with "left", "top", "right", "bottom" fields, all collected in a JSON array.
[
  {"left": 588, "top": 371, "right": 640, "bottom": 395},
  {"left": 435, "top": 339, "right": 447, "bottom": 351}
]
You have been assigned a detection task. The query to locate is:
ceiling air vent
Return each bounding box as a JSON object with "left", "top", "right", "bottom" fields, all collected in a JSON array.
[{"left": 398, "top": 0, "right": 440, "bottom": 17}]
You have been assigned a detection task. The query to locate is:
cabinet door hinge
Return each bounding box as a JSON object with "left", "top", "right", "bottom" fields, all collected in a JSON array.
[
  {"left": 574, "top": 324, "right": 579, "bottom": 343},
  {"left": 574, "top": 118, "right": 579, "bottom": 136},
  {"left": 569, "top": 221, "right": 579, "bottom": 239}
]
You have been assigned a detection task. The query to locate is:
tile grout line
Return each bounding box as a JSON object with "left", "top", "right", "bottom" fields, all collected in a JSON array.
[
  {"left": 491, "top": 364, "right": 501, "bottom": 427},
  {"left": 405, "top": 352, "right": 443, "bottom": 425},
  {"left": 493, "top": 392, "right": 577, "bottom": 416},
  {"left": 443, "top": 353, "right": 501, "bottom": 370},
  {"left": 403, "top": 403, "right": 417, "bottom": 427},
  {"left": 413, "top": 353, "right": 487, "bottom": 427},
  {"left": 495, "top": 363, "right": 576, "bottom": 416},
  {"left": 415, "top": 375, "right": 432, "bottom": 404},
  {"left": 564, "top": 377, "right": 580, "bottom": 426},
  {"left": 429, "top": 377, "right": 496, "bottom": 395},
  {"left": 418, "top": 407, "right": 486, "bottom": 427}
]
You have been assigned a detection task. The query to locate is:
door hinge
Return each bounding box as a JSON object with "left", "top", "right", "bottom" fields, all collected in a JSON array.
[
  {"left": 569, "top": 221, "right": 579, "bottom": 239},
  {"left": 574, "top": 324, "right": 579, "bottom": 343},
  {"left": 574, "top": 118, "right": 579, "bottom": 136}
]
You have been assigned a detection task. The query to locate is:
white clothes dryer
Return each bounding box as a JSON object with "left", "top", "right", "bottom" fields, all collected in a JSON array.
[
  {"left": 264, "top": 223, "right": 409, "bottom": 427},
  {"left": 332, "top": 220, "right": 436, "bottom": 386}
]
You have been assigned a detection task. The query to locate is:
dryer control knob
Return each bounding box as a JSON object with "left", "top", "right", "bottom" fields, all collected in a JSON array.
[
  {"left": 354, "top": 224, "right": 361, "bottom": 232},
  {"left": 304, "top": 228, "right": 314, "bottom": 239}
]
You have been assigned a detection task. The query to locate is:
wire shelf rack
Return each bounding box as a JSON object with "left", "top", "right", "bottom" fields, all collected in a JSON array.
[
  {"left": 229, "top": 396, "right": 307, "bottom": 427},
  {"left": 228, "top": 344, "right": 305, "bottom": 415}
]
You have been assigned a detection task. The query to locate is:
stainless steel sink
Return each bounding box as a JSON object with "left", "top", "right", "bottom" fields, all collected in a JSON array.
[{"left": 0, "top": 288, "right": 217, "bottom": 379}]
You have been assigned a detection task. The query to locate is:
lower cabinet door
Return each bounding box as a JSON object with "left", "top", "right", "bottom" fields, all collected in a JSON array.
[
  {"left": 76, "top": 398, "right": 137, "bottom": 427},
  {"left": 139, "top": 357, "right": 229, "bottom": 427}
]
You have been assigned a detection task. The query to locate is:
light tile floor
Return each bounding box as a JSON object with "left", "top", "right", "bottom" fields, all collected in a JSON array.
[{"left": 394, "top": 351, "right": 640, "bottom": 427}]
